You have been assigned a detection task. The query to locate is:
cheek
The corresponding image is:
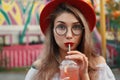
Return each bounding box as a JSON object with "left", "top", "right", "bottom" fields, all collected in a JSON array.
[
  {"left": 74, "top": 36, "right": 82, "bottom": 47},
  {"left": 76, "top": 36, "right": 82, "bottom": 43}
]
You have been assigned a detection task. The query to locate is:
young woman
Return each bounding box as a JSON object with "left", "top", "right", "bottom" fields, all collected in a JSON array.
[{"left": 25, "top": 0, "right": 115, "bottom": 80}]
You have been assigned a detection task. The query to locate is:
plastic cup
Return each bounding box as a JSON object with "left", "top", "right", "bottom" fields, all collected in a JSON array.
[{"left": 59, "top": 59, "right": 80, "bottom": 80}]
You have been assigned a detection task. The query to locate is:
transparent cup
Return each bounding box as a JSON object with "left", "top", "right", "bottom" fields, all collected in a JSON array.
[{"left": 59, "top": 59, "right": 80, "bottom": 80}]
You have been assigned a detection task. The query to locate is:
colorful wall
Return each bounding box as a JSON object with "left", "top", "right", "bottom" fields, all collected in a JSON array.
[
  {"left": 0, "top": 0, "right": 47, "bottom": 25},
  {"left": 0, "top": 0, "right": 50, "bottom": 44}
]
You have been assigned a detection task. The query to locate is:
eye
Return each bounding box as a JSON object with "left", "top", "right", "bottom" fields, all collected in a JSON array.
[
  {"left": 56, "top": 24, "right": 66, "bottom": 30},
  {"left": 72, "top": 24, "right": 83, "bottom": 30},
  {"left": 55, "top": 24, "right": 67, "bottom": 36},
  {"left": 72, "top": 24, "right": 84, "bottom": 35}
]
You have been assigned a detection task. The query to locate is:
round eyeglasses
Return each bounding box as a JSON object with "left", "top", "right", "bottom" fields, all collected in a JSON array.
[{"left": 55, "top": 24, "right": 84, "bottom": 36}]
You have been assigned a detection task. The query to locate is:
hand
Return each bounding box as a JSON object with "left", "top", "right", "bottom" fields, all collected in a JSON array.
[{"left": 65, "top": 51, "right": 89, "bottom": 76}]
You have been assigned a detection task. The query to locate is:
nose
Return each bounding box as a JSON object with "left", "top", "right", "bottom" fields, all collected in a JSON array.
[{"left": 66, "top": 28, "right": 73, "bottom": 39}]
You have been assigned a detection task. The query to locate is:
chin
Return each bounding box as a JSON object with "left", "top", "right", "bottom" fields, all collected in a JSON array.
[{"left": 60, "top": 47, "right": 68, "bottom": 52}]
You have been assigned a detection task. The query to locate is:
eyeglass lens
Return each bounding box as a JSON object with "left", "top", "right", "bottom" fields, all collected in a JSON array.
[{"left": 55, "top": 24, "right": 84, "bottom": 36}]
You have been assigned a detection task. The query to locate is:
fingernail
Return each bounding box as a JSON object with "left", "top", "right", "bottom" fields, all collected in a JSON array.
[
  {"left": 65, "top": 56, "right": 68, "bottom": 59},
  {"left": 65, "top": 56, "right": 70, "bottom": 59},
  {"left": 67, "top": 52, "right": 70, "bottom": 54}
]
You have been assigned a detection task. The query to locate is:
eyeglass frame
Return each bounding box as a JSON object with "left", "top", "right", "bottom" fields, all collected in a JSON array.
[{"left": 54, "top": 24, "right": 84, "bottom": 36}]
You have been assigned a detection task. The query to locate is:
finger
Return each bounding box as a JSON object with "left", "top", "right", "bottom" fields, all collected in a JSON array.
[
  {"left": 81, "top": 56, "right": 88, "bottom": 70},
  {"left": 65, "top": 53, "right": 85, "bottom": 61},
  {"left": 65, "top": 54, "right": 88, "bottom": 68},
  {"left": 67, "top": 50, "right": 82, "bottom": 55},
  {"left": 61, "top": 77, "right": 70, "bottom": 80}
]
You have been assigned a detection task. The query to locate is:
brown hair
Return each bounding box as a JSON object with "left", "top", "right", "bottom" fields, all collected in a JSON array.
[{"left": 34, "top": 3, "right": 98, "bottom": 80}]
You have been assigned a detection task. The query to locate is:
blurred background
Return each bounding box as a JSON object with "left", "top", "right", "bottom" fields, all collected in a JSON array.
[{"left": 0, "top": 0, "right": 120, "bottom": 80}]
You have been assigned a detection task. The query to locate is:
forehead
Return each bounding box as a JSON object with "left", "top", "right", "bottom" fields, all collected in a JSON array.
[{"left": 54, "top": 12, "right": 79, "bottom": 23}]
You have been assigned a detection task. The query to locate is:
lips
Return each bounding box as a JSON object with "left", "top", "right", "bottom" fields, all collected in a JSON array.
[{"left": 64, "top": 42, "right": 74, "bottom": 47}]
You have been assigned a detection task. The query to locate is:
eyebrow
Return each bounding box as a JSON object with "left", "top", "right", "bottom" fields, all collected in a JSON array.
[
  {"left": 56, "top": 21, "right": 80, "bottom": 24},
  {"left": 56, "top": 21, "right": 65, "bottom": 24}
]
